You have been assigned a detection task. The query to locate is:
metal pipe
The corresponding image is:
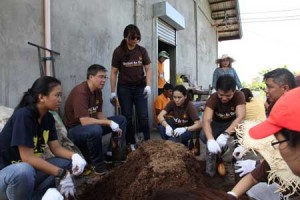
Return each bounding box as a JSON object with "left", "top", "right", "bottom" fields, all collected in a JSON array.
[{"left": 44, "top": 0, "right": 51, "bottom": 76}]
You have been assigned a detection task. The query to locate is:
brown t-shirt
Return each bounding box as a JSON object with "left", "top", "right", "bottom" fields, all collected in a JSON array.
[
  {"left": 205, "top": 91, "right": 245, "bottom": 123},
  {"left": 64, "top": 81, "right": 103, "bottom": 129},
  {"left": 111, "top": 44, "right": 151, "bottom": 86},
  {"left": 251, "top": 160, "right": 270, "bottom": 182},
  {"left": 164, "top": 101, "right": 199, "bottom": 127}
]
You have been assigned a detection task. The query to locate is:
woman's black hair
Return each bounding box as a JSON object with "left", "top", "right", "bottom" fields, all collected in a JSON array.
[
  {"left": 241, "top": 88, "right": 253, "bottom": 102},
  {"left": 14, "top": 76, "right": 61, "bottom": 117},
  {"left": 120, "top": 24, "right": 141, "bottom": 51},
  {"left": 281, "top": 128, "right": 300, "bottom": 147},
  {"left": 173, "top": 85, "right": 187, "bottom": 96}
]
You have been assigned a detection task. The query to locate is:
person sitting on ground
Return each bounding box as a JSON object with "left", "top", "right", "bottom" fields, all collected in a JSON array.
[
  {"left": 157, "top": 85, "right": 201, "bottom": 146},
  {"left": 212, "top": 54, "right": 242, "bottom": 91},
  {"left": 158, "top": 51, "right": 170, "bottom": 95},
  {"left": 227, "top": 87, "right": 300, "bottom": 199},
  {"left": 232, "top": 68, "right": 296, "bottom": 199},
  {"left": 200, "top": 75, "right": 246, "bottom": 177},
  {"left": 240, "top": 88, "right": 266, "bottom": 121},
  {"left": 154, "top": 83, "right": 173, "bottom": 126},
  {"left": 64, "top": 64, "right": 127, "bottom": 175},
  {"left": 0, "top": 76, "right": 86, "bottom": 200}
]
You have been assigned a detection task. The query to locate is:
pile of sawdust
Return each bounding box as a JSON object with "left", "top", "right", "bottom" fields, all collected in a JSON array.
[{"left": 76, "top": 140, "right": 245, "bottom": 200}]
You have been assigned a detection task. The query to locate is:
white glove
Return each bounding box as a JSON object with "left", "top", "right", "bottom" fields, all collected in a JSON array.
[
  {"left": 143, "top": 86, "right": 151, "bottom": 98},
  {"left": 235, "top": 159, "right": 256, "bottom": 177},
  {"left": 58, "top": 172, "right": 75, "bottom": 198},
  {"left": 110, "top": 120, "right": 120, "bottom": 132},
  {"left": 207, "top": 139, "right": 221, "bottom": 154},
  {"left": 216, "top": 133, "right": 229, "bottom": 148},
  {"left": 232, "top": 146, "right": 247, "bottom": 160},
  {"left": 110, "top": 92, "right": 117, "bottom": 100},
  {"left": 165, "top": 125, "right": 173, "bottom": 137},
  {"left": 71, "top": 153, "right": 87, "bottom": 176},
  {"left": 42, "top": 188, "right": 63, "bottom": 200},
  {"left": 174, "top": 127, "right": 186, "bottom": 137}
]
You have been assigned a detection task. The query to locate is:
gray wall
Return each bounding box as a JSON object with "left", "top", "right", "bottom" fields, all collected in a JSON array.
[{"left": 0, "top": 0, "right": 217, "bottom": 128}]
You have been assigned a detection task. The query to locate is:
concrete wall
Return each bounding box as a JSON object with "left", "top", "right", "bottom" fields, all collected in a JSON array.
[{"left": 0, "top": 0, "right": 217, "bottom": 128}]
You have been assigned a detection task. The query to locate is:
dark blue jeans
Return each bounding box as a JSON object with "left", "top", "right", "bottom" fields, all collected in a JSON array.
[
  {"left": 67, "top": 115, "right": 126, "bottom": 164},
  {"left": 158, "top": 125, "right": 193, "bottom": 146},
  {"left": 117, "top": 84, "right": 150, "bottom": 144},
  {"left": 33, "top": 157, "right": 71, "bottom": 200}
]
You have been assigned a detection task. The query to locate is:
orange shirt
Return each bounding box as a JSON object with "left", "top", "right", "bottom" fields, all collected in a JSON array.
[
  {"left": 153, "top": 93, "right": 170, "bottom": 123},
  {"left": 158, "top": 61, "right": 166, "bottom": 89}
]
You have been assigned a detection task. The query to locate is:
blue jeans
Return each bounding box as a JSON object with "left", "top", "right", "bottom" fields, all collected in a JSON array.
[
  {"left": 0, "top": 158, "right": 71, "bottom": 200},
  {"left": 117, "top": 84, "right": 150, "bottom": 144},
  {"left": 158, "top": 125, "right": 193, "bottom": 146},
  {"left": 0, "top": 163, "right": 35, "bottom": 200},
  {"left": 68, "top": 115, "right": 126, "bottom": 164}
]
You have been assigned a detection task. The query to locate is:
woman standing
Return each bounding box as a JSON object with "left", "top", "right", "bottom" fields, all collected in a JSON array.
[
  {"left": 212, "top": 54, "right": 242, "bottom": 91},
  {"left": 157, "top": 85, "right": 201, "bottom": 146},
  {"left": 0, "top": 76, "right": 86, "bottom": 200},
  {"left": 110, "top": 24, "right": 152, "bottom": 150}
]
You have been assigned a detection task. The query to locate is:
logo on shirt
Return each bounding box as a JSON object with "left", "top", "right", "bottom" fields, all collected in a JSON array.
[{"left": 33, "top": 130, "right": 49, "bottom": 156}]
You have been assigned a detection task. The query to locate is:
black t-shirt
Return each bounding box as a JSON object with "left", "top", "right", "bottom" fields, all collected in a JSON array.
[{"left": 0, "top": 107, "right": 57, "bottom": 169}]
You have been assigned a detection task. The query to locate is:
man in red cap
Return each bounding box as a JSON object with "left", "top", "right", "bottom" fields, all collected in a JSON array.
[{"left": 227, "top": 87, "right": 300, "bottom": 199}]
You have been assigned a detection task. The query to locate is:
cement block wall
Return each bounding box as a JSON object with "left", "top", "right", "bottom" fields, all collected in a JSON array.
[{"left": 0, "top": 0, "right": 217, "bottom": 128}]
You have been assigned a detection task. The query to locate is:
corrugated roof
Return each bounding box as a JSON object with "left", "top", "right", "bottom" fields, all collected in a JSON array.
[{"left": 208, "top": 0, "right": 243, "bottom": 41}]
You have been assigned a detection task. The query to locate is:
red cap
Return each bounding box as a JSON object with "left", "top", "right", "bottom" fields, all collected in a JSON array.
[{"left": 250, "top": 87, "right": 300, "bottom": 139}]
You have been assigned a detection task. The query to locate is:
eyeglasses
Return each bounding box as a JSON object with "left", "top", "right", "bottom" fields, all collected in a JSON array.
[
  {"left": 96, "top": 75, "right": 109, "bottom": 80},
  {"left": 130, "top": 36, "right": 140, "bottom": 41},
  {"left": 271, "top": 138, "right": 289, "bottom": 149}
]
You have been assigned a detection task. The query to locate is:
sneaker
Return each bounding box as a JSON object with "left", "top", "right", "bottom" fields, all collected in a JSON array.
[
  {"left": 121, "top": 154, "right": 127, "bottom": 163},
  {"left": 104, "top": 154, "right": 112, "bottom": 164},
  {"left": 93, "top": 162, "right": 108, "bottom": 175}
]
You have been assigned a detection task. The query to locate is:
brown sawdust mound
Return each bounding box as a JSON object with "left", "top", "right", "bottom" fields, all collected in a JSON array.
[{"left": 76, "top": 140, "right": 249, "bottom": 200}]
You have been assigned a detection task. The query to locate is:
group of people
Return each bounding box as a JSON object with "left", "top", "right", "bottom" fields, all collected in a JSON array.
[
  {"left": 0, "top": 23, "right": 153, "bottom": 200},
  {"left": 1, "top": 20, "right": 300, "bottom": 199}
]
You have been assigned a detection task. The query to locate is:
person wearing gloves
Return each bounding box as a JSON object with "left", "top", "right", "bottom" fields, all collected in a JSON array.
[
  {"left": 157, "top": 85, "right": 201, "bottom": 146},
  {"left": 212, "top": 54, "right": 242, "bottom": 92},
  {"left": 229, "top": 68, "right": 296, "bottom": 199},
  {"left": 110, "top": 24, "right": 151, "bottom": 150},
  {"left": 232, "top": 68, "right": 296, "bottom": 177},
  {"left": 0, "top": 76, "right": 86, "bottom": 200},
  {"left": 64, "top": 64, "right": 126, "bottom": 175},
  {"left": 227, "top": 87, "right": 300, "bottom": 199},
  {"left": 200, "top": 75, "right": 246, "bottom": 176}
]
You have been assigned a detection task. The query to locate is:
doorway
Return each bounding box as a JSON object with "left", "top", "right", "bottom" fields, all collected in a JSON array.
[{"left": 158, "top": 41, "right": 176, "bottom": 87}]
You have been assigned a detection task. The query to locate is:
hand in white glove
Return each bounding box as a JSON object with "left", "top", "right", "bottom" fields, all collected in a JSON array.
[
  {"left": 71, "top": 153, "right": 87, "bottom": 176},
  {"left": 216, "top": 133, "right": 229, "bottom": 148},
  {"left": 143, "top": 86, "right": 151, "bottom": 98},
  {"left": 110, "top": 120, "right": 121, "bottom": 132},
  {"left": 207, "top": 139, "right": 221, "bottom": 154},
  {"left": 232, "top": 146, "right": 247, "bottom": 160},
  {"left": 174, "top": 127, "right": 186, "bottom": 137},
  {"left": 165, "top": 125, "right": 173, "bottom": 137},
  {"left": 235, "top": 159, "right": 256, "bottom": 177},
  {"left": 42, "top": 188, "right": 63, "bottom": 200},
  {"left": 58, "top": 172, "right": 75, "bottom": 198},
  {"left": 110, "top": 92, "right": 117, "bottom": 100}
]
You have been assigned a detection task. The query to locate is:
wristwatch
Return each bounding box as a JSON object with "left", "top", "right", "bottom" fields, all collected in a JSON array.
[{"left": 56, "top": 168, "right": 67, "bottom": 179}]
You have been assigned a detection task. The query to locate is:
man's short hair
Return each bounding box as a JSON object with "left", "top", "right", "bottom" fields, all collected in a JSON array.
[
  {"left": 216, "top": 75, "right": 237, "bottom": 92},
  {"left": 263, "top": 68, "right": 296, "bottom": 89},
  {"left": 163, "top": 83, "right": 174, "bottom": 91},
  {"left": 87, "top": 64, "right": 107, "bottom": 80}
]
